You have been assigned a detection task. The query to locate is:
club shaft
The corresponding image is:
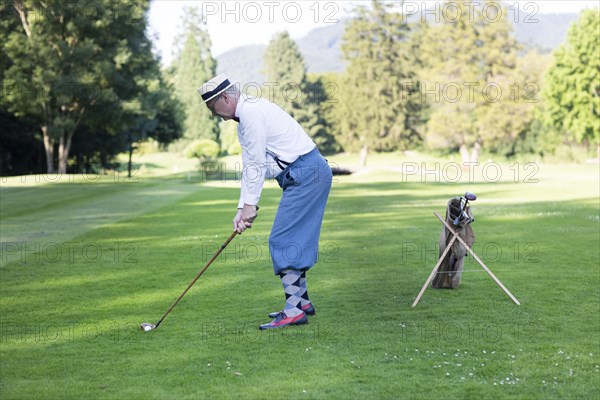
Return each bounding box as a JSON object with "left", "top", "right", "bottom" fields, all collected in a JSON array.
[{"left": 155, "top": 230, "right": 238, "bottom": 327}]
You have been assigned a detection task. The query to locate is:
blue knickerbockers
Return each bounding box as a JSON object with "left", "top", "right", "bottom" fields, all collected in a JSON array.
[{"left": 269, "top": 147, "right": 332, "bottom": 275}]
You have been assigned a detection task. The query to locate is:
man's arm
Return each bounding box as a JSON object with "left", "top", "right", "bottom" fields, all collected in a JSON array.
[
  {"left": 234, "top": 105, "right": 266, "bottom": 233},
  {"left": 237, "top": 107, "right": 268, "bottom": 208}
]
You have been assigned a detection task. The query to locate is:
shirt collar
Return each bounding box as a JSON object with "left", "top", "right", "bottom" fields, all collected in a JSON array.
[{"left": 234, "top": 94, "right": 249, "bottom": 121}]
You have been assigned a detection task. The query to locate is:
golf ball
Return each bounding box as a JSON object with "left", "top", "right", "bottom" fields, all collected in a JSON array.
[{"left": 143, "top": 325, "right": 152, "bottom": 332}]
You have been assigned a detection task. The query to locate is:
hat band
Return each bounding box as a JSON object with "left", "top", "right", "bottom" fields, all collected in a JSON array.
[{"left": 201, "top": 79, "right": 231, "bottom": 101}]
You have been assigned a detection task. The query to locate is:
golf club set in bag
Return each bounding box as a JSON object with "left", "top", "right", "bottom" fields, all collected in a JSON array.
[
  {"left": 412, "top": 191, "right": 520, "bottom": 307},
  {"left": 432, "top": 192, "right": 476, "bottom": 289},
  {"left": 141, "top": 192, "right": 518, "bottom": 332}
]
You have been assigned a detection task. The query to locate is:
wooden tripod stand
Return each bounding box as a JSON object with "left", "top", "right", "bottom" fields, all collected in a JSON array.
[{"left": 412, "top": 212, "right": 520, "bottom": 307}]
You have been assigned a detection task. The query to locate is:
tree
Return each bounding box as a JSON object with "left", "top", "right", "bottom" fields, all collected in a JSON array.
[
  {"left": 169, "top": 6, "right": 218, "bottom": 149},
  {"left": 1, "top": 1, "right": 42, "bottom": 175},
  {"left": 542, "top": 9, "right": 599, "bottom": 154},
  {"left": 419, "top": 0, "right": 520, "bottom": 162},
  {"left": 262, "top": 31, "right": 306, "bottom": 115},
  {"left": 339, "top": 0, "right": 422, "bottom": 166},
  {"left": 5, "top": 0, "right": 159, "bottom": 173},
  {"left": 3, "top": 0, "right": 173, "bottom": 174},
  {"left": 262, "top": 32, "right": 340, "bottom": 154},
  {"left": 302, "top": 74, "right": 341, "bottom": 155},
  {"left": 475, "top": 50, "right": 552, "bottom": 158}
]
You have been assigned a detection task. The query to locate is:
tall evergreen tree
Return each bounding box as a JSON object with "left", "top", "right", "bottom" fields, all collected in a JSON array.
[
  {"left": 542, "top": 9, "right": 599, "bottom": 154},
  {"left": 170, "top": 6, "right": 217, "bottom": 148},
  {"left": 302, "top": 74, "right": 341, "bottom": 154},
  {"left": 262, "top": 31, "right": 306, "bottom": 115},
  {"left": 339, "top": 0, "right": 422, "bottom": 166},
  {"left": 419, "top": 0, "right": 519, "bottom": 162},
  {"left": 262, "top": 32, "right": 339, "bottom": 154}
]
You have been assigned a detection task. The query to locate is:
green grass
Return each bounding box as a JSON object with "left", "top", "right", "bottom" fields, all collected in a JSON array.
[{"left": 1, "top": 154, "right": 599, "bottom": 399}]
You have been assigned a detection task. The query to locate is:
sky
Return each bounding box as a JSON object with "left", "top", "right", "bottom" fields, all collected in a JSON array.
[{"left": 147, "top": 0, "right": 599, "bottom": 66}]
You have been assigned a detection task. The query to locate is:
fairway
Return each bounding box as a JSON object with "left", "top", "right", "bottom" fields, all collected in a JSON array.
[{"left": 1, "top": 157, "right": 599, "bottom": 399}]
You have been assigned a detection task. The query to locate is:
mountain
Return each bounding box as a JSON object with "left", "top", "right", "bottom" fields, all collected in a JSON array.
[
  {"left": 216, "top": 44, "right": 267, "bottom": 86},
  {"left": 513, "top": 13, "right": 581, "bottom": 52},
  {"left": 216, "top": 13, "right": 582, "bottom": 84},
  {"left": 296, "top": 19, "right": 348, "bottom": 74},
  {"left": 216, "top": 21, "right": 348, "bottom": 85}
]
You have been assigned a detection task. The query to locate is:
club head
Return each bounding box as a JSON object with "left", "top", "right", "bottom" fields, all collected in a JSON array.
[
  {"left": 140, "top": 323, "right": 156, "bottom": 332},
  {"left": 464, "top": 192, "right": 477, "bottom": 201}
]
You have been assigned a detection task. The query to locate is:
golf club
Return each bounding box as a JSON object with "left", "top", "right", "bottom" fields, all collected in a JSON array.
[
  {"left": 464, "top": 191, "right": 477, "bottom": 207},
  {"left": 140, "top": 230, "right": 239, "bottom": 332},
  {"left": 453, "top": 191, "right": 477, "bottom": 226}
]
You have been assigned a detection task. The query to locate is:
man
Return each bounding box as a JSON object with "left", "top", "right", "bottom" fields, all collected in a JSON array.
[{"left": 198, "top": 74, "right": 332, "bottom": 330}]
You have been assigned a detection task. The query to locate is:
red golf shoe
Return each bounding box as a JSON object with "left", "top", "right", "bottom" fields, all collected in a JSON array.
[{"left": 259, "top": 311, "right": 308, "bottom": 330}]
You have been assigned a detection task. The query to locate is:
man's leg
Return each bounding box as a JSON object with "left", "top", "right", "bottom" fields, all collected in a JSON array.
[
  {"left": 268, "top": 270, "right": 315, "bottom": 317},
  {"left": 259, "top": 269, "right": 308, "bottom": 330},
  {"left": 299, "top": 271, "right": 315, "bottom": 314},
  {"left": 263, "top": 149, "right": 331, "bottom": 329}
]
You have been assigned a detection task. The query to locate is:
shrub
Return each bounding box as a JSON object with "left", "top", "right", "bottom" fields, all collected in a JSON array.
[{"left": 184, "top": 139, "right": 220, "bottom": 162}]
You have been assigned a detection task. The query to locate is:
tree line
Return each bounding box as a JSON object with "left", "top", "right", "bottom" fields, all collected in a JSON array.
[
  {"left": 259, "top": 1, "right": 598, "bottom": 166},
  {"left": 1, "top": 0, "right": 598, "bottom": 175},
  {"left": 1, "top": 0, "right": 182, "bottom": 175}
]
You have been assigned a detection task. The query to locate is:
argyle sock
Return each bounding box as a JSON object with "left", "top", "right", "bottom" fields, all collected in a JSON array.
[
  {"left": 299, "top": 271, "right": 311, "bottom": 308},
  {"left": 280, "top": 269, "right": 303, "bottom": 317}
]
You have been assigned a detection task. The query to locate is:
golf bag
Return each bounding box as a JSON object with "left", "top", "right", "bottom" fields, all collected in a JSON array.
[{"left": 432, "top": 196, "right": 475, "bottom": 289}]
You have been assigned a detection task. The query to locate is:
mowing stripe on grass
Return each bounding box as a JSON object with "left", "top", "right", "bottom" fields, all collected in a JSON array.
[{"left": 0, "top": 177, "right": 204, "bottom": 267}]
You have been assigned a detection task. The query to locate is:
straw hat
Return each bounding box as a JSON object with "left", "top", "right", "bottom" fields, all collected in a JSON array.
[{"left": 197, "top": 73, "right": 235, "bottom": 103}]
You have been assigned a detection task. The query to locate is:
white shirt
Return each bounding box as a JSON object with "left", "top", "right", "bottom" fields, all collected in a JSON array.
[{"left": 235, "top": 95, "right": 316, "bottom": 208}]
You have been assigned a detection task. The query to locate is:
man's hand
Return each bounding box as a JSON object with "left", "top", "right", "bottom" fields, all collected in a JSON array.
[{"left": 233, "top": 204, "right": 258, "bottom": 233}]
